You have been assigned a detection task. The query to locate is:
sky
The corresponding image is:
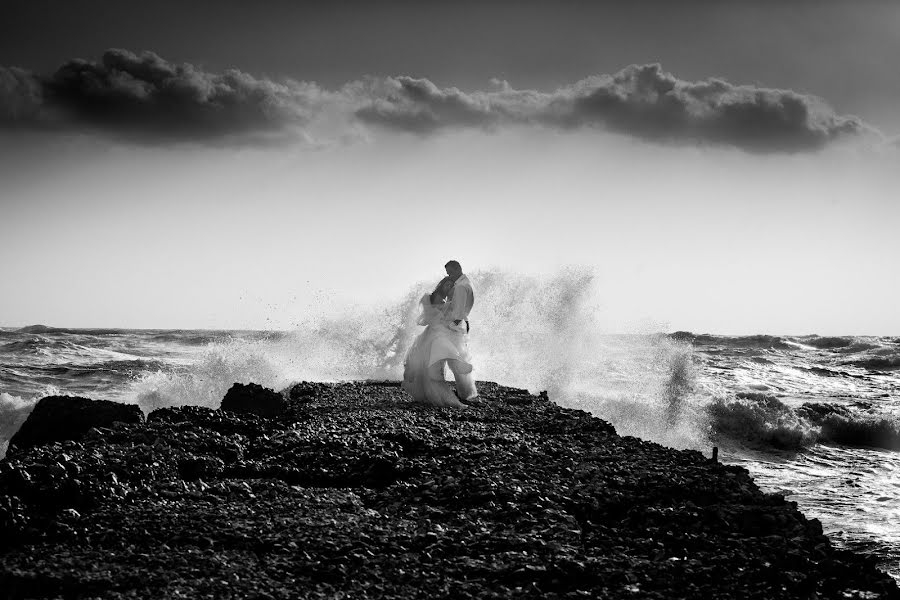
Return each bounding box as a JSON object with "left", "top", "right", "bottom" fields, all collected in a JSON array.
[{"left": 1, "top": 1, "right": 899, "bottom": 334}]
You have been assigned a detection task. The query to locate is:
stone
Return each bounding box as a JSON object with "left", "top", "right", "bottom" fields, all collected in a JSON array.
[
  {"left": 177, "top": 456, "right": 225, "bottom": 481},
  {"left": 219, "top": 383, "right": 286, "bottom": 418},
  {"left": 8, "top": 396, "right": 142, "bottom": 455}
]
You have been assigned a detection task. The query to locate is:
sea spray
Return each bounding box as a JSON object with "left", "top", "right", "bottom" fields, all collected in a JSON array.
[
  {"left": 130, "top": 337, "right": 295, "bottom": 414},
  {"left": 0, "top": 270, "right": 721, "bottom": 454},
  {"left": 0, "top": 387, "right": 60, "bottom": 459},
  {"left": 126, "top": 289, "right": 425, "bottom": 413},
  {"left": 120, "top": 269, "right": 711, "bottom": 450}
]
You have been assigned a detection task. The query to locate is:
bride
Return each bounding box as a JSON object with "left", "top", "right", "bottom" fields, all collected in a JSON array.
[{"left": 402, "top": 277, "right": 473, "bottom": 408}]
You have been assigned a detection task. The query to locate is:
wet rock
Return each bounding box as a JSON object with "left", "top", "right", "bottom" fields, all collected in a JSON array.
[
  {"left": 220, "top": 383, "right": 286, "bottom": 418},
  {"left": 0, "top": 381, "right": 896, "bottom": 599},
  {"left": 8, "top": 396, "right": 142, "bottom": 455},
  {"left": 287, "top": 381, "right": 322, "bottom": 402},
  {"left": 177, "top": 456, "right": 224, "bottom": 481}
]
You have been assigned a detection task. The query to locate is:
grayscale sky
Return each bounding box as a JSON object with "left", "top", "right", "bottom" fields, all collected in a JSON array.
[{"left": 1, "top": 1, "right": 898, "bottom": 333}]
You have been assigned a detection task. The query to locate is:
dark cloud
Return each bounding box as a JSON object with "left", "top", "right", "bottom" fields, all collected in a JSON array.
[
  {"left": 0, "top": 50, "right": 878, "bottom": 152},
  {"left": 0, "top": 67, "right": 44, "bottom": 125},
  {"left": 357, "top": 64, "right": 875, "bottom": 152},
  {"left": 1, "top": 49, "right": 317, "bottom": 143},
  {"left": 561, "top": 64, "right": 868, "bottom": 152},
  {"left": 356, "top": 77, "right": 499, "bottom": 133}
]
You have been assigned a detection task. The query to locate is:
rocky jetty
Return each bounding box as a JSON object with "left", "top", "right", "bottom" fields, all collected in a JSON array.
[{"left": 0, "top": 381, "right": 897, "bottom": 599}]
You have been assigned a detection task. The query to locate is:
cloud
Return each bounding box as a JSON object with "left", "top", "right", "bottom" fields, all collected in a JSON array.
[
  {"left": 356, "top": 77, "right": 503, "bottom": 132},
  {"left": 356, "top": 64, "right": 876, "bottom": 153},
  {"left": 0, "top": 66, "right": 45, "bottom": 125},
  {"left": 0, "top": 50, "right": 880, "bottom": 152},
  {"left": 2, "top": 49, "right": 322, "bottom": 144}
]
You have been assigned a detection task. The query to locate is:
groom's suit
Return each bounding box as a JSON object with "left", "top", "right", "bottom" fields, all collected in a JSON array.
[
  {"left": 446, "top": 274, "right": 474, "bottom": 333},
  {"left": 444, "top": 275, "right": 477, "bottom": 400}
]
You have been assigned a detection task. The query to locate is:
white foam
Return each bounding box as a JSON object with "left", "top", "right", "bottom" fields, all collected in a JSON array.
[
  {"left": 117, "top": 269, "right": 708, "bottom": 450},
  {"left": 0, "top": 387, "right": 60, "bottom": 459},
  {"left": 128, "top": 338, "right": 296, "bottom": 414}
]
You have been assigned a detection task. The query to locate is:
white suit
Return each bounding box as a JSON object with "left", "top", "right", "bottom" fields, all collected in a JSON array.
[{"left": 443, "top": 275, "right": 477, "bottom": 400}]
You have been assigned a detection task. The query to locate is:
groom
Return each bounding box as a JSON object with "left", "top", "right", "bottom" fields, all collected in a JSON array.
[{"left": 444, "top": 260, "right": 478, "bottom": 401}]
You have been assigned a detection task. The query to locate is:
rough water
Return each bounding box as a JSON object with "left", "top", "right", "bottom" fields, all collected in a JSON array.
[{"left": 1, "top": 271, "right": 898, "bottom": 580}]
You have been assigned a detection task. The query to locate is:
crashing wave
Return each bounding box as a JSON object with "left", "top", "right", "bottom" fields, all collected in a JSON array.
[
  {"left": 848, "top": 355, "right": 900, "bottom": 371},
  {"left": 0, "top": 391, "right": 45, "bottom": 459},
  {"left": 708, "top": 394, "right": 900, "bottom": 452},
  {"left": 818, "top": 414, "right": 900, "bottom": 450},
  {"left": 707, "top": 393, "right": 817, "bottom": 451},
  {"left": 676, "top": 333, "right": 792, "bottom": 350}
]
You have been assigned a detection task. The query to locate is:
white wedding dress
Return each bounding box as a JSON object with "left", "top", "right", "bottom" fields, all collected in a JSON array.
[{"left": 402, "top": 294, "right": 474, "bottom": 408}]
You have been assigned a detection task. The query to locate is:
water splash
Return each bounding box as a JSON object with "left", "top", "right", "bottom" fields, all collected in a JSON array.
[
  {"left": 0, "top": 385, "right": 61, "bottom": 458},
  {"left": 120, "top": 268, "right": 707, "bottom": 450}
]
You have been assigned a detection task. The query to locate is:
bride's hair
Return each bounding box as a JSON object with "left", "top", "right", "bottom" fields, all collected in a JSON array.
[{"left": 430, "top": 277, "right": 453, "bottom": 305}]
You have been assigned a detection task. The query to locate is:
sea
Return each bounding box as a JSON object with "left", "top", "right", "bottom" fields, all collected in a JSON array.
[{"left": 1, "top": 271, "right": 898, "bottom": 581}]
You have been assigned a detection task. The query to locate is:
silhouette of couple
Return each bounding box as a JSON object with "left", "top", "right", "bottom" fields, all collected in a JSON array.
[{"left": 402, "top": 260, "right": 477, "bottom": 408}]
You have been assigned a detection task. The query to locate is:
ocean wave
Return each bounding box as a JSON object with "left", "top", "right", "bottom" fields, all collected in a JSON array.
[
  {"left": 1, "top": 336, "right": 54, "bottom": 354},
  {"left": 0, "top": 389, "right": 54, "bottom": 459},
  {"left": 797, "top": 365, "right": 864, "bottom": 379},
  {"left": 147, "top": 330, "right": 231, "bottom": 346},
  {"left": 15, "top": 325, "right": 132, "bottom": 336},
  {"left": 674, "top": 332, "right": 792, "bottom": 350},
  {"left": 791, "top": 336, "right": 884, "bottom": 355},
  {"left": 22, "top": 359, "right": 170, "bottom": 380},
  {"left": 707, "top": 394, "right": 817, "bottom": 451},
  {"left": 0, "top": 334, "right": 149, "bottom": 365},
  {"left": 128, "top": 345, "right": 294, "bottom": 414},
  {"left": 795, "top": 336, "right": 857, "bottom": 350},
  {"left": 818, "top": 414, "right": 900, "bottom": 450},
  {"left": 848, "top": 355, "right": 900, "bottom": 371},
  {"left": 708, "top": 394, "right": 900, "bottom": 452}
]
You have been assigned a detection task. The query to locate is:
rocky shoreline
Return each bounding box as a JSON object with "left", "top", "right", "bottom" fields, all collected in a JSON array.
[{"left": 1, "top": 381, "right": 897, "bottom": 599}]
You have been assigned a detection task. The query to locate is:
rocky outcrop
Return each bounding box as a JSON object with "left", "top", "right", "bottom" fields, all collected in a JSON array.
[
  {"left": 0, "top": 381, "right": 896, "bottom": 599},
  {"left": 7, "top": 396, "right": 143, "bottom": 456},
  {"left": 219, "top": 382, "right": 286, "bottom": 418}
]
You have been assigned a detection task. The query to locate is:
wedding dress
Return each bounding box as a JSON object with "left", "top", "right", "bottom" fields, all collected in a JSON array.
[{"left": 402, "top": 294, "right": 473, "bottom": 408}]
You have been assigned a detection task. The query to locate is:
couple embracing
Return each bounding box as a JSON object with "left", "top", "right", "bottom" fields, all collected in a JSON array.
[{"left": 402, "top": 260, "right": 478, "bottom": 408}]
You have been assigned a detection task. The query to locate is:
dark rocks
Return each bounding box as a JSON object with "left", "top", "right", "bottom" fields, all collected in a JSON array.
[
  {"left": 147, "top": 405, "right": 264, "bottom": 440},
  {"left": 0, "top": 381, "right": 897, "bottom": 599},
  {"left": 287, "top": 381, "right": 321, "bottom": 402},
  {"left": 177, "top": 456, "right": 224, "bottom": 481},
  {"left": 8, "top": 396, "right": 142, "bottom": 455},
  {"left": 220, "top": 383, "right": 286, "bottom": 418}
]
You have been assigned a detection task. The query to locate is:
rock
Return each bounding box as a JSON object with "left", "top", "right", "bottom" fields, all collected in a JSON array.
[
  {"left": 288, "top": 382, "right": 321, "bottom": 401},
  {"left": 219, "top": 383, "right": 286, "bottom": 418},
  {"left": 177, "top": 456, "right": 225, "bottom": 481},
  {"left": 7, "top": 396, "right": 142, "bottom": 455}
]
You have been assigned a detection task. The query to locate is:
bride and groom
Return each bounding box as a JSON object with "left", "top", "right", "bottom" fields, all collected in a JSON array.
[{"left": 402, "top": 260, "right": 478, "bottom": 408}]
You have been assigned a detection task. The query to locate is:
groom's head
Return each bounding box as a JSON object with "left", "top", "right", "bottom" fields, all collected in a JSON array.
[{"left": 445, "top": 260, "right": 463, "bottom": 281}]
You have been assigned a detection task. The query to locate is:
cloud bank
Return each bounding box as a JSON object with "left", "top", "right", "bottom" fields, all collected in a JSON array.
[
  {"left": 0, "top": 49, "right": 878, "bottom": 152},
  {"left": 1, "top": 49, "right": 325, "bottom": 143}
]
